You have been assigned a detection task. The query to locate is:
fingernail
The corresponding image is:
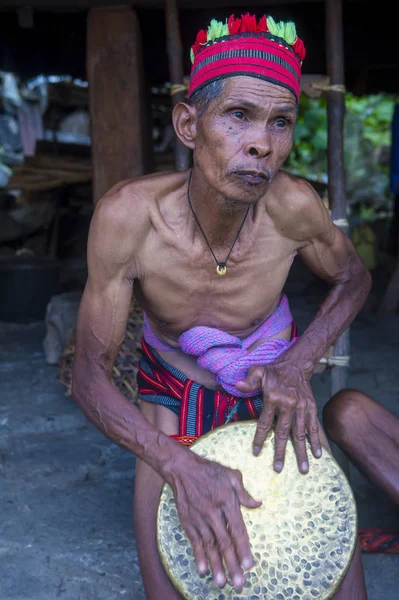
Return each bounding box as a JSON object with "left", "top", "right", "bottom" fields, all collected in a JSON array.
[
  {"left": 315, "top": 448, "right": 322, "bottom": 458},
  {"left": 242, "top": 557, "right": 253, "bottom": 570},
  {"left": 301, "top": 461, "right": 309, "bottom": 473},
  {"left": 198, "top": 561, "right": 207, "bottom": 575},
  {"left": 233, "top": 574, "right": 245, "bottom": 589},
  {"left": 274, "top": 461, "right": 283, "bottom": 472},
  {"left": 253, "top": 446, "right": 261, "bottom": 456},
  {"left": 215, "top": 572, "right": 226, "bottom": 587}
]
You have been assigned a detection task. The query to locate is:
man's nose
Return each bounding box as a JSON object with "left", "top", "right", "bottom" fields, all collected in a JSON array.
[{"left": 243, "top": 129, "right": 272, "bottom": 158}]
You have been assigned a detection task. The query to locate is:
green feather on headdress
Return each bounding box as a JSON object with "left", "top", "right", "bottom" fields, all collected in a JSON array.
[
  {"left": 266, "top": 16, "right": 297, "bottom": 44},
  {"left": 207, "top": 19, "right": 229, "bottom": 42},
  {"left": 205, "top": 15, "right": 298, "bottom": 48},
  {"left": 190, "top": 14, "right": 304, "bottom": 64}
]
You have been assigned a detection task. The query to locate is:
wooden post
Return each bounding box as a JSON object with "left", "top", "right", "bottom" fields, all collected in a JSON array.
[
  {"left": 325, "top": 0, "right": 350, "bottom": 477},
  {"left": 87, "top": 5, "right": 147, "bottom": 203},
  {"left": 164, "top": 0, "right": 191, "bottom": 171}
]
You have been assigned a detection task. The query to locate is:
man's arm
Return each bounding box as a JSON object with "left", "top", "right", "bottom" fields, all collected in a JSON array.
[
  {"left": 72, "top": 184, "right": 180, "bottom": 477},
  {"left": 282, "top": 183, "right": 372, "bottom": 373},
  {"left": 72, "top": 182, "right": 260, "bottom": 591},
  {"left": 237, "top": 177, "right": 372, "bottom": 471}
]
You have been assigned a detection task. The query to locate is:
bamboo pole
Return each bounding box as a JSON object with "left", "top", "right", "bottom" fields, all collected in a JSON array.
[
  {"left": 164, "top": 0, "right": 191, "bottom": 171},
  {"left": 325, "top": 0, "right": 350, "bottom": 478}
]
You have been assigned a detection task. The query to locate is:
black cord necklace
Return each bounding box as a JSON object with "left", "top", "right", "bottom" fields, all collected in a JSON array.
[{"left": 187, "top": 169, "right": 251, "bottom": 276}]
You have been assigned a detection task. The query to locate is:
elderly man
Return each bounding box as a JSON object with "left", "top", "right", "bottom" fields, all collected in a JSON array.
[{"left": 72, "top": 13, "right": 371, "bottom": 600}]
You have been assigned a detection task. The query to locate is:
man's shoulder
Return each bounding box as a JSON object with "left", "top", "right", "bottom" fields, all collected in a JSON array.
[
  {"left": 88, "top": 170, "right": 184, "bottom": 269},
  {"left": 269, "top": 170, "right": 324, "bottom": 213},
  {"left": 93, "top": 170, "right": 182, "bottom": 236},
  {"left": 266, "top": 171, "right": 331, "bottom": 242}
]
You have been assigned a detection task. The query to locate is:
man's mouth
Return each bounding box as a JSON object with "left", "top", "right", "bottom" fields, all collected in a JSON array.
[{"left": 233, "top": 171, "right": 269, "bottom": 186}]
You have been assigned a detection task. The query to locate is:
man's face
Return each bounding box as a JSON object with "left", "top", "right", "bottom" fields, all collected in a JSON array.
[{"left": 193, "top": 76, "right": 297, "bottom": 204}]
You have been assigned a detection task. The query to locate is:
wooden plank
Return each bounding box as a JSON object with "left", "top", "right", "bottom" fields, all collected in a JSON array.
[
  {"left": 6, "top": 162, "right": 92, "bottom": 191},
  {"left": 7, "top": 176, "right": 91, "bottom": 191},
  {"left": 24, "top": 155, "right": 92, "bottom": 172},
  {"left": 7, "top": 179, "right": 66, "bottom": 192},
  {"left": 9, "top": 167, "right": 91, "bottom": 180},
  {"left": 87, "top": 5, "right": 147, "bottom": 203},
  {"left": 165, "top": 0, "right": 190, "bottom": 172}
]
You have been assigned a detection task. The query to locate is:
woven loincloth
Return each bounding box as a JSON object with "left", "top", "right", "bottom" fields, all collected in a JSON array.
[{"left": 137, "top": 321, "right": 298, "bottom": 445}]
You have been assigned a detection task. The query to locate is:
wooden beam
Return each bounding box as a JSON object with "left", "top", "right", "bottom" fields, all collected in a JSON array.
[
  {"left": 87, "top": 5, "right": 147, "bottom": 203},
  {"left": 1, "top": 0, "right": 328, "bottom": 11},
  {"left": 325, "top": 0, "right": 350, "bottom": 477},
  {"left": 165, "top": 0, "right": 190, "bottom": 172}
]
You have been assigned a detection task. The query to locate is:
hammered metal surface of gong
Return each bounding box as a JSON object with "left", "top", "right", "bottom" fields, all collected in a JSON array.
[{"left": 157, "top": 421, "right": 357, "bottom": 600}]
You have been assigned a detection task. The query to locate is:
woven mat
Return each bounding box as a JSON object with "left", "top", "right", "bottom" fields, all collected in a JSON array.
[{"left": 57, "top": 304, "right": 143, "bottom": 405}]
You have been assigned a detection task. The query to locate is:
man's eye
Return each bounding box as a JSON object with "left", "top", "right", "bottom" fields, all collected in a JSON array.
[
  {"left": 275, "top": 118, "right": 291, "bottom": 128},
  {"left": 232, "top": 110, "right": 245, "bottom": 120}
]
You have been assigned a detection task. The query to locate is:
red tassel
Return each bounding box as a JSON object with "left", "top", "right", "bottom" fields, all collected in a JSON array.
[
  {"left": 196, "top": 29, "right": 208, "bottom": 45},
  {"left": 257, "top": 15, "right": 268, "bottom": 33},
  {"left": 240, "top": 13, "right": 258, "bottom": 33},
  {"left": 293, "top": 38, "right": 306, "bottom": 61},
  {"left": 227, "top": 15, "right": 242, "bottom": 35},
  {"left": 192, "top": 29, "right": 208, "bottom": 57}
]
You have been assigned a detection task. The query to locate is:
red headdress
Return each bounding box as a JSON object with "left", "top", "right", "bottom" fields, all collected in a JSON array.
[{"left": 189, "top": 14, "right": 306, "bottom": 102}]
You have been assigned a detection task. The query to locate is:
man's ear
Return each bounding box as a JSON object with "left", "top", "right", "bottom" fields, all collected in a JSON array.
[{"left": 172, "top": 102, "right": 197, "bottom": 150}]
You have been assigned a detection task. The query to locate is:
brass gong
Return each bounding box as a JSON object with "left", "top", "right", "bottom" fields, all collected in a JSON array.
[{"left": 157, "top": 421, "right": 357, "bottom": 600}]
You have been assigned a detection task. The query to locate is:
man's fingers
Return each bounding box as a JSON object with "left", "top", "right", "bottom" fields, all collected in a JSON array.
[
  {"left": 185, "top": 525, "right": 208, "bottom": 577},
  {"left": 235, "top": 366, "right": 264, "bottom": 393},
  {"left": 307, "top": 407, "right": 322, "bottom": 459},
  {"left": 211, "top": 513, "right": 246, "bottom": 591},
  {"left": 230, "top": 471, "right": 262, "bottom": 509},
  {"left": 252, "top": 404, "right": 275, "bottom": 456},
  {"left": 198, "top": 523, "right": 227, "bottom": 588},
  {"left": 292, "top": 408, "right": 309, "bottom": 473},
  {"left": 223, "top": 503, "right": 255, "bottom": 572},
  {"left": 273, "top": 411, "right": 293, "bottom": 472}
]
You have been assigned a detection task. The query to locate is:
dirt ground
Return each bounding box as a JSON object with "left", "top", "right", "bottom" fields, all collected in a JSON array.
[{"left": 0, "top": 258, "right": 398, "bottom": 599}]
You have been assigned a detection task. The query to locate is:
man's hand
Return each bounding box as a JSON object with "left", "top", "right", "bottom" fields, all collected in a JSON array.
[
  {"left": 168, "top": 452, "right": 261, "bottom": 591},
  {"left": 235, "top": 361, "right": 322, "bottom": 473}
]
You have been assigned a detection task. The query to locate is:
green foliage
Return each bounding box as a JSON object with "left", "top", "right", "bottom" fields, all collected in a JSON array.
[
  {"left": 285, "top": 92, "right": 397, "bottom": 217},
  {"left": 286, "top": 95, "right": 328, "bottom": 183},
  {"left": 345, "top": 94, "right": 394, "bottom": 147}
]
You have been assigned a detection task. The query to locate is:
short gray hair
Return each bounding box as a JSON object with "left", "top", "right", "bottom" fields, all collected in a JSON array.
[{"left": 189, "top": 79, "right": 226, "bottom": 117}]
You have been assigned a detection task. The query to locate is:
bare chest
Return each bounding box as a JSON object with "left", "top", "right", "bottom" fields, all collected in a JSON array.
[{"left": 134, "top": 222, "right": 297, "bottom": 340}]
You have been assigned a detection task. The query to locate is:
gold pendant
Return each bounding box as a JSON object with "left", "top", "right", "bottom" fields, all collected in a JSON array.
[{"left": 216, "top": 263, "right": 227, "bottom": 276}]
